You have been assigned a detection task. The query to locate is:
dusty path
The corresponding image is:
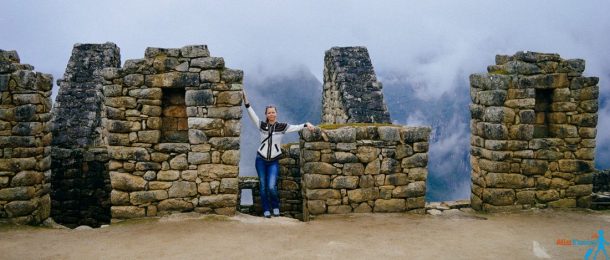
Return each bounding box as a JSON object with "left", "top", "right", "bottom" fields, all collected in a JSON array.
[{"left": 1, "top": 209, "right": 609, "bottom": 259}]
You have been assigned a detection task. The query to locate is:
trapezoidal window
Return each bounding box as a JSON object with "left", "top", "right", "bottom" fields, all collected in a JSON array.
[
  {"left": 161, "top": 88, "right": 188, "bottom": 143},
  {"left": 533, "top": 89, "right": 553, "bottom": 138}
]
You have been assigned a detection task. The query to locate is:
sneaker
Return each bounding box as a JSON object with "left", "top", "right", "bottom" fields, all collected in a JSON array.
[
  {"left": 272, "top": 208, "right": 280, "bottom": 217},
  {"left": 263, "top": 211, "right": 271, "bottom": 218}
]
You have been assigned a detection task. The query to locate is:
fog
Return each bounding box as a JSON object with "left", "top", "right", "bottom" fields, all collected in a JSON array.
[{"left": 2, "top": 0, "right": 608, "bottom": 200}]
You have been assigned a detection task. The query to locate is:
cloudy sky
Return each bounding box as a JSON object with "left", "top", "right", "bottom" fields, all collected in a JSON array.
[{"left": 2, "top": 0, "right": 609, "bottom": 200}]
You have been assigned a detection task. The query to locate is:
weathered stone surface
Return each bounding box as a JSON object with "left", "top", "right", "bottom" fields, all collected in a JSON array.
[
  {"left": 347, "top": 188, "right": 378, "bottom": 203},
  {"left": 198, "top": 164, "right": 239, "bottom": 178},
  {"left": 343, "top": 163, "right": 364, "bottom": 176},
  {"left": 331, "top": 176, "right": 359, "bottom": 189},
  {"left": 10, "top": 171, "right": 43, "bottom": 187},
  {"left": 482, "top": 188, "right": 515, "bottom": 206},
  {"left": 168, "top": 181, "right": 197, "bottom": 198},
  {"left": 304, "top": 174, "right": 330, "bottom": 189},
  {"left": 356, "top": 146, "right": 379, "bottom": 163},
  {"left": 157, "top": 199, "right": 195, "bottom": 212},
  {"left": 110, "top": 172, "right": 146, "bottom": 191},
  {"left": 307, "top": 200, "right": 326, "bottom": 214},
  {"left": 198, "top": 194, "right": 237, "bottom": 208},
  {"left": 111, "top": 206, "right": 145, "bottom": 218},
  {"left": 374, "top": 199, "right": 406, "bottom": 212},
  {"left": 303, "top": 162, "right": 336, "bottom": 175},
  {"left": 321, "top": 47, "right": 391, "bottom": 124},
  {"left": 5, "top": 200, "right": 37, "bottom": 217},
  {"left": 306, "top": 189, "right": 341, "bottom": 200},
  {"left": 130, "top": 190, "right": 168, "bottom": 205}
]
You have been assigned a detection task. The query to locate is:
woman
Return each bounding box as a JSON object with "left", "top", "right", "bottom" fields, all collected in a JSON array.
[{"left": 242, "top": 90, "right": 315, "bottom": 218}]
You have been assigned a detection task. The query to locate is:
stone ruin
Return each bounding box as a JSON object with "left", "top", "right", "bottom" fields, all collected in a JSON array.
[
  {"left": 51, "top": 43, "right": 120, "bottom": 227},
  {"left": 1, "top": 43, "right": 605, "bottom": 226},
  {"left": 0, "top": 50, "right": 53, "bottom": 224},
  {"left": 239, "top": 46, "right": 430, "bottom": 220},
  {"left": 101, "top": 45, "right": 244, "bottom": 219},
  {"left": 300, "top": 126, "right": 430, "bottom": 219},
  {"left": 321, "top": 47, "right": 391, "bottom": 124},
  {"left": 469, "top": 51, "right": 599, "bottom": 211}
]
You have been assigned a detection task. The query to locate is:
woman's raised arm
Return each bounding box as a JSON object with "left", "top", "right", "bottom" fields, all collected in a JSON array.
[{"left": 242, "top": 90, "right": 260, "bottom": 127}]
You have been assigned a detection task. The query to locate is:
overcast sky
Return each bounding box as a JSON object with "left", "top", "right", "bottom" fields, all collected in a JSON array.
[{"left": 2, "top": 0, "right": 609, "bottom": 172}]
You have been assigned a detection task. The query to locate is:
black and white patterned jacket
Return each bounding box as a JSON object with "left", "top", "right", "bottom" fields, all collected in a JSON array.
[{"left": 245, "top": 104, "right": 305, "bottom": 161}]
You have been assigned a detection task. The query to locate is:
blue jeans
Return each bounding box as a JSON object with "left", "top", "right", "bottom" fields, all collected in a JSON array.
[{"left": 255, "top": 154, "right": 279, "bottom": 213}]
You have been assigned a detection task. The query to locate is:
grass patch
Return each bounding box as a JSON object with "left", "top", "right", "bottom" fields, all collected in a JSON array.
[{"left": 318, "top": 123, "right": 395, "bottom": 130}]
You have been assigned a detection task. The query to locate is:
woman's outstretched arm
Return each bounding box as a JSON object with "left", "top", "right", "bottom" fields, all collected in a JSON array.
[
  {"left": 242, "top": 90, "right": 260, "bottom": 127},
  {"left": 285, "top": 122, "right": 315, "bottom": 133}
]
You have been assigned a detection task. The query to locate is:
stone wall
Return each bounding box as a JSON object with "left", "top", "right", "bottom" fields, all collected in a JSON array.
[
  {"left": 300, "top": 126, "right": 430, "bottom": 220},
  {"left": 0, "top": 50, "right": 53, "bottom": 224},
  {"left": 50, "top": 43, "right": 120, "bottom": 227},
  {"left": 592, "top": 169, "right": 610, "bottom": 209},
  {"left": 321, "top": 47, "right": 391, "bottom": 124},
  {"left": 237, "top": 143, "right": 303, "bottom": 220},
  {"left": 469, "top": 51, "right": 598, "bottom": 212},
  {"left": 100, "top": 45, "right": 243, "bottom": 219}
]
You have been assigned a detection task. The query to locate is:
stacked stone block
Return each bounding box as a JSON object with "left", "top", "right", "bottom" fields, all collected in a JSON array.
[
  {"left": 51, "top": 43, "right": 120, "bottom": 227},
  {"left": 470, "top": 51, "right": 598, "bottom": 212},
  {"left": 300, "top": 126, "right": 430, "bottom": 220},
  {"left": 237, "top": 143, "right": 303, "bottom": 220},
  {"left": 321, "top": 47, "right": 391, "bottom": 124},
  {"left": 0, "top": 50, "right": 53, "bottom": 224},
  {"left": 100, "top": 45, "right": 243, "bottom": 219}
]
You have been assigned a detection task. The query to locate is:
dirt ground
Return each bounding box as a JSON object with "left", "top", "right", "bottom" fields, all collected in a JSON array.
[{"left": 1, "top": 209, "right": 609, "bottom": 260}]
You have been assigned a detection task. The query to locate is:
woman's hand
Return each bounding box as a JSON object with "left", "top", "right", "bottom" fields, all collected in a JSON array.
[
  {"left": 241, "top": 90, "right": 249, "bottom": 105},
  {"left": 305, "top": 122, "right": 315, "bottom": 131}
]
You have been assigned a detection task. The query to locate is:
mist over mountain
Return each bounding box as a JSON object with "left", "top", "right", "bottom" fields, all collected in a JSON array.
[{"left": 382, "top": 72, "right": 472, "bottom": 201}]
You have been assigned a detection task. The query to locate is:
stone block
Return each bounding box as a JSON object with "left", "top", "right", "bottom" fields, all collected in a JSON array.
[
  {"left": 198, "top": 194, "right": 237, "bottom": 208},
  {"left": 347, "top": 188, "right": 378, "bottom": 203},
  {"left": 307, "top": 200, "right": 326, "bottom": 214},
  {"left": 168, "top": 181, "right": 197, "bottom": 198},
  {"left": 331, "top": 176, "right": 359, "bottom": 189},
  {"left": 110, "top": 172, "right": 146, "bottom": 191},
  {"left": 10, "top": 171, "right": 43, "bottom": 187},
  {"left": 304, "top": 174, "right": 330, "bottom": 189},
  {"left": 157, "top": 199, "right": 194, "bottom": 212},
  {"left": 343, "top": 163, "right": 364, "bottom": 176},
  {"left": 521, "top": 159, "right": 549, "bottom": 175},
  {"left": 302, "top": 162, "right": 336, "bottom": 175},
  {"left": 130, "top": 190, "right": 168, "bottom": 205},
  {"left": 190, "top": 57, "right": 225, "bottom": 69},
  {"left": 374, "top": 199, "right": 406, "bottom": 212},
  {"left": 482, "top": 188, "right": 515, "bottom": 206},
  {"left": 401, "top": 153, "right": 428, "bottom": 168},
  {"left": 535, "top": 189, "right": 559, "bottom": 202},
  {"left": 306, "top": 189, "right": 341, "bottom": 200},
  {"left": 185, "top": 90, "right": 214, "bottom": 106},
  {"left": 327, "top": 205, "right": 352, "bottom": 214},
  {"left": 485, "top": 172, "right": 526, "bottom": 188},
  {"left": 144, "top": 72, "right": 199, "bottom": 88},
  {"left": 400, "top": 127, "right": 431, "bottom": 143},
  {"left": 364, "top": 159, "right": 380, "bottom": 175},
  {"left": 5, "top": 200, "right": 36, "bottom": 217},
  {"left": 219, "top": 178, "right": 238, "bottom": 194},
  {"left": 198, "top": 164, "right": 239, "bottom": 178},
  {"left": 111, "top": 206, "right": 145, "bottom": 218}
]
